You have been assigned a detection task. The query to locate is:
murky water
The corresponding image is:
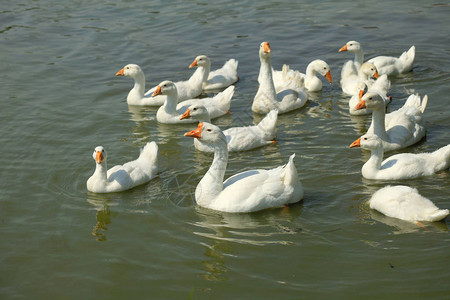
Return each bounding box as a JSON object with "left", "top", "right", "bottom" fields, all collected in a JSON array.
[{"left": 1, "top": 0, "right": 449, "bottom": 298}]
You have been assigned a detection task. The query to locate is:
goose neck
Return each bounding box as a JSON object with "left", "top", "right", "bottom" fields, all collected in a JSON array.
[
  {"left": 93, "top": 162, "right": 108, "bottom": 182},
  {"left": 370, "top": 108, "right": 388, "bottom": 140},
  {"left": 354, "top": 50, "right": 364, "bottom": 66},
  {"left": 362, "top": 146, "right": 383, "bottom": 176},
  {"left": 131, "top": 72, "right": 146, "bottom": 97},
  {"left": 161, "top": 92, "right": 178, "bottom": 114},
  {"left": 189, "top": 66, "right": 209, "bottom": 86},
  {"left": 305, "top": 63, "right": 317, "bottom": 79},
  {"left": 258, "top": 57, "right": 276, "bottom": 95},
  {"left": 195, "top": 141, "right": 228, "bottom": 207}
]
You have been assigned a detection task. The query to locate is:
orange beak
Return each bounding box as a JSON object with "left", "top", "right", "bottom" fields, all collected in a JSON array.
[
  {"left": 349, "top": 137, "right": 361, "bottom": 148},
  {"left": 189, "top": 59, "right": 198, "bottom": 68},
  {"left": 338, "top": 44, "right": 348, "bottom": 52},
  {"left": 358, "top": 89, "right": 365, "bottom": 101},
  {"left": 184, "top": 122, "right": 203, "bottom": 139},
  {"left": 96, "top": 151, "right": 104, "bottom": 164},
  {"left": 263, "top": 42, "right": 271, "bottom": 53},
  {"left": 373, "top": 71, "right": 380, "bottom": 79},
  {"left": 116, "top": 68, "right": 124, "bottom": 76},
  {"left": 152, "top": 86, "right": 162, "bottom": 97},
  {"left": 355, "top": 99, "right": 366, "bottom": 110},
  {"left": 180, "top": 108, "right": 191, "bottom": 120},
  {"left": 325, "top": 70, "right": 332, "bottom": 83}
]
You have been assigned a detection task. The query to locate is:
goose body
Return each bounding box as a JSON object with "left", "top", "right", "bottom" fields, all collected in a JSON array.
[
  {"left": 116, "top": 59, "right": 208, "bottom": 106},
  {"left": 87, "top": 142, "right": 158, "bottom": 193},
  {"left": 349, "top": 74, "right": 391, "bottom": 115},
  {"left": 355, "top": 92, "right": 427, "bottom": 151},
  {"left": 369, "top": 186, "right": 449, "bottom": 222},
  {"left": 180, "top": 105, "right": 278, "bottom": 152},
  {"left": 192, "top": 55, "right": 239, "bottom": 91},
  {"left": 184, "top": 122, "right": 303, "bottom": 213},
  {"left": 350, "top": 134, "right": 450, "bottom": 180},
  {"left": 340, "top": 61, "right": 380, "bottom": 96},
  {"left": 152, "top": 80, "right": 234, "bottom": 124},
  {"left": 252, "top": 42, "right": 308, "bottom": 115},
  {"left": 339, "top": 41, "right": 415, "bottom": 76},
  {"left": 272, "top": 64, "right": 305, "bottom": 93},
  {"left": 273, "top": 59, "right": 332, "bottom": 92}
]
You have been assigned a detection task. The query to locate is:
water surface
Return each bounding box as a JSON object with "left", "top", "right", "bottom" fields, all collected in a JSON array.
[{"left": 1, "top": 0, "right": 449, "bottom": 298}]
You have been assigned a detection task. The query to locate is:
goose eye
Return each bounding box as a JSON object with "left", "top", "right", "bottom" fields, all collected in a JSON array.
[
  {"left": 349, "top": 43, "right": 352, "bottom": 46},
  {"left": 193, "top": 108, "right": 197, "bottom": 111},
  {"left": 102, "top": 149, "right": 105, "bottom": 152},
  {"left": 206, "top": 129, "right": 212, "bottom": 132},
  {"left": 369, "top": 97, "right": 372, "bottom": 100},
  {"left": 363, "top": 138, "right": 367, "bottom": 140}
]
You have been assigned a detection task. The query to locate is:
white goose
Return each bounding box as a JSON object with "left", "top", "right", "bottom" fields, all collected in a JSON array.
[
  {"left": 184, "top": 122, "right": 303, "bottom": 213},
  {"left": 350, "top": 134, "right": 450, "bottom": 180},
  {"left": 116, "top": 58, "right": 208, "bottom": 106},
  {"left": 152, "top": 80, "right": 233, "bottom": 124},
  {"left": 180, "top": 104, "right": 278, "bottom": 152},
  {"left": 349, "top": 74, "right": 391, "bottom": 115},
  {"left": 339, "top": 41, "right": 364, "bottom": 71},
  {"left": 273, "top": 59, "right": 332, "bottom": 92},
  {"left": 339, "top": 40, "right": 415, "bottom": 76},
  {"left": 369, "top": 185, "right": 449, "bottom": 222},
  {"left": 252, "top": 42, "right": 308, "bottom": 115},
  {"left": 189, "top": 55, "right": 239, "bottom": 91},
  {"left": 87, "top": 142, "right": 158, "bottom": 193},
  {"left": 341, "top": 61, "right": 380, "bottom": 96},
  {"left": 355, "top": 92, "right": 427, "bottom": 151}
]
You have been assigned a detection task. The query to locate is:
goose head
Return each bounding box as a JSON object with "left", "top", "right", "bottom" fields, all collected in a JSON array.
[
  {"left": 350, "top": 134, "right": 383, "bottom": 150},
  {"left": 355, "top": 92, "right": 385, "bottom": 111},
  {"left": 180, "top": 104, "right": 210, "bottom": 121},
  {"left": 115, "top": 64, "right": 143, "bottom": 78},
  {"left": 311, "top": 59, "right": 332, "bottom": 83},
  {"left": 92, "top": 146, "right": 106, "bottom": 164},
  {"left": 184, "top": 122, "right": 227, "bottom": 145},
  {"left": 189, "top": 55, "right": 211, "bottom": 69},
  {"left": 259, "top": 41, "right": 272, "bottom": 60},
  {"left": 339, "top": 41, "right": 361, "bottom": 53},
  {"left": 360, "top": 62, "right": 380, "bottom": 79},
  {"left": 152, "top": 80, "right": 177, "bottom": 97},
  {"left": 356, "top": 81, "right": 368, "bottom": 101}
]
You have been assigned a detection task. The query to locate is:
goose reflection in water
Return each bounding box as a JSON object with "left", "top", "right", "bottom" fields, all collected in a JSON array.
[
  {"left": 190, "top": 205, "right": 303, "bottom": 281},
  {"left": 87, "top": 194, "right": 119, "bottom": 242}
]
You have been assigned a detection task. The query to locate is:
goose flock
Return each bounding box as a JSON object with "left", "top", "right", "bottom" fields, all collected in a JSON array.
[{"left": 87, "top": 40, "right": 449, "bottom": 223}]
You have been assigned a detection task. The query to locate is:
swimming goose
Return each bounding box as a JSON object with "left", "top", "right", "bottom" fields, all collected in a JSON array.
[
  {"left": 350, "top": 134, "right": 450, "bottom": 180},
  {"left": 184, "top": 122, "right": 303, "bottom": 213},
  {"left": 273, "top": 59, "right": 332, "bottom": 92},
  {"left": 253, "top": 42, "right": 308, "bottom": 114},
  {"left": 349, "top": 74, "right": 391, "bottom": 115},
  {"left": 180, "top": 105, "right": 278, "bottom": 152},
  {"left": 115, "top": 58, "right": 208, "bottom": 106},
  {"left": 369, "top": 185, "right": 449, "bottom": 222},
  {"left": 152, "top": 80, "right": 233, "bottom": 124},
  {"left": 87, "top": 142, "right": 158, "bottom": 193},
  {"left": 355, "top": 92, "right": 427, "bottom": 151},
  {"left": 339, "top": 41, "right": 364, "bottom": 71},
  {"left": 190, "top": 55, "right": 239, "bottom": 91},
  {"left": 339, "top": 41, "right": 415, "bottom": 76},
  {"left": 341, "top": 61, "right": 380, "bottom": 96}
]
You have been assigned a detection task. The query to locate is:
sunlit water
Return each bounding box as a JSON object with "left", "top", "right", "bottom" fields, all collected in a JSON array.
[{"left": 1, "top": 0, "right": 449, "bottom": 298}]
